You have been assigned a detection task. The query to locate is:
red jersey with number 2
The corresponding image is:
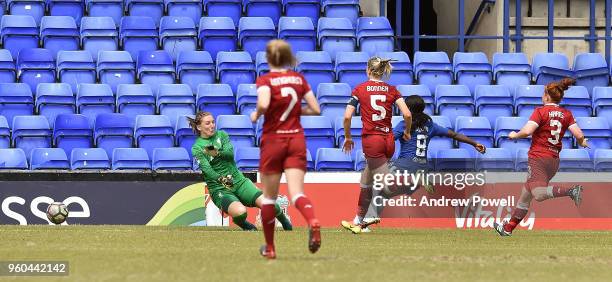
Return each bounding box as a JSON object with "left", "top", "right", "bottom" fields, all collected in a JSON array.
[
  {"left": 528, "top": 104, "right": 576, "bottom": 159},
  {"left": 256, "top": 70, "right": 312, "bottom": 137},
  {"left": 351, "top": 80, "right": 402, "bottom": 135}
]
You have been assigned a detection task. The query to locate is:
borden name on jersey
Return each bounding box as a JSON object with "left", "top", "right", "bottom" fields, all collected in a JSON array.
[{"left": 366, "top": 85, "right": 388, "bottom": 92}]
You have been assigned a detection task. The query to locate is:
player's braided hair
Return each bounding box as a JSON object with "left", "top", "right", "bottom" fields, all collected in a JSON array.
[
  {"left": 404, "top": 95, "right": 431, "bottom": 132},
  {"left": 266, "top": 39, "right": 296, "bottom": 68},
  {"left": 545, "top": 77, "right": 575, "bottom": 103},
  {"left": 367, "top": 57, "right": 395, "bottom": 80},
  {"left": 186, "top": 111, "right": 212, "bottom": 135}
]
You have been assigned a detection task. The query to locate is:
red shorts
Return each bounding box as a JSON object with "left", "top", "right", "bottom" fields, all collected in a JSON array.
[
  {"left": 525, "top": 157, "right": 560, "bottom": 191},
  {"left": 362, "top": 134, "right": 395, "bottom": 170},
  {"left": 259, "top": 134, "right": 307, "bottom": 174}
]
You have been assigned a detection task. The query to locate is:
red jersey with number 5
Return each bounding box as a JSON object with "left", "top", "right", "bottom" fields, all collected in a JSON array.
[
  {"left": 528, "top": 104, "right": 576, "bottom": 159},
  {"left": 350, "top": 80, "right": 402, "bottom": 135},
  {"left": 256, "top": 70, "right": 312, "bottom": 137}
]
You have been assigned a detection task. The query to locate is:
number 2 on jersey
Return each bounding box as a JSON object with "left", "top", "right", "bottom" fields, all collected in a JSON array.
[
  {"left": 280, "top": 87, "right": 298, "bottom": 121},
  {"left": 371, "top": 95, "right": 386, "bottom": 121},
  {"left": 548, "top": 119, "right": 562, "bottom": 145}
]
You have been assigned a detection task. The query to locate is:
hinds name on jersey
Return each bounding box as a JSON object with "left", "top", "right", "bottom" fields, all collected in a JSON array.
[
  {"left": 366, "top": 85, "right": 389, "bottom": 92},
  {"left": 548, "top": 111, "right": 565, "bottom": 119},
  {"left": 270, "top": 76, "right": 303, "bottom": 86}
]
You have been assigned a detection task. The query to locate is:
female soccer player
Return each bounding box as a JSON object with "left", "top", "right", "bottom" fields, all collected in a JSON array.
[
  {"left": 494, "top": 78, "right": 588, "bottom": 236},
  {"left": 190, "top": 111, "right": 293, "bottom": 231},
  {"left": 340, "top": 56, "right": 413, "bottom": 233},
  {"left": 250, "top": 39, "right": 322, "bottom": 259}
]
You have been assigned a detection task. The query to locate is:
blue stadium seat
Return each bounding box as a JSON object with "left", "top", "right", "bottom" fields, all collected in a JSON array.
[
  {"left": 375, "top": 51, "right": 413, "bottom": 86},
  {"left": 71, "top": 147, "right": 110, "bottom": 169},
  {"left": 302, "top": 116, "right": 334, "bottom": 158},
  {"left": 126, "top": 0, "right": 164, "bottom": 27},
  {"left": 30, "top": 147, "right": 70, "bottom": 169},
  {"left": 315, "top": 148, "right": 352, "bottom": 171},
  {"left": 414, "top": 51, "right": 453, "bottom": 94},
  {"left": 177, "top": 51, "right": 215, "bottom": 93},
  {"left": 165, "top": 0, "right": 203, "bottom": 27},
  {"left": 284, "top": 0, "right": 320, "bottom": 28},
  {"left": 317, "top": 83, "right": 351, "bottom": 122},
  {"left": 0, "top": 15, "right": 39, "bottom": 59},
  {"left": 157, "top": 84, "right": 195, "bottom": 127},
  {"left": 296, "top": 51, "right": 334, "bottom": 95},
  {"left": 11, "top": 115, "right": 52, "bottom": 161},
  {"left": 198, "top": 17, "right": 237, "bottom": 61},
  {"left": 236, "top": 83, "right": 257, "bottom": 114},
  {"left": 116, "top": 84, "right": 156, "bottom": 126},
  {"left": 86, "top": 0, "right": 123, "bottom": 26},
  {"left": 119, "top": 16, "right": 158, "bottom": 61},
  {"left": 514, "top": 85, "right": 544, "bottom": 117},
  {"left": 559, "top": 149, "right": 592, "bottom": 172},
  {"left": 76, "top": 83, "right": 115, "bottom": 127},
  {"left": 514, "top": 148, "right": 529, "bottom": 172},
  {"left": 335, "top": 51, "right": 368, "bottom": 89},
  {"left": 134, "top": 114, "right": 174, "bottom": 157},
  {"left": 492, "top": 52, "right": 531, "bottom": 95},
  {"left": 48, "top": 0, "right": 84, "bottom": 25},
  {"left": 575, "top": 117, "right": 611, "bottom": 157},
  {"left": 36, "top": 83, "right": 75, "bottom": 127},
  {"left": 7, "top": 0, "right": 46, "bottom": 26},
  {"left": 57, "top": 51, "right": 96, "bottom": 94},
  {"left": 573, "top": 53, "right": 609, "bottom": 95},
  {"left": 204, "top": 0, "right": 242, "bottom": 27},
  {"left": 396, "top": 85, "right": 433, "bottom": 115},
  {"left": 494, "top": 116, "right": 530, "bottom": 156},
  {"left": 594, "top": 149, "right": 612, "bottom": 172},
  {"left": 593, "top": 87, "right": 612, "bottom": 126},
  {"left": 0, "top": 148, "right": 28, "bottom": 169},
  {"left": 427, "top": 115, "right": 453, "bottom": 159},
  {"left": 53, "top": 114, "right": 93, "bottom": 156},
  {"left": 254, "top": 52, "right": 270, "bottom": 76},
  {"left": 476, "top": 148, "right": 513, "bottom": 171},
  {"left": 217, "top": 114, "right": 255, "bottom": 148},
  {"left": 454, "top": 116, "right": 493, "bottom": 150},
  {"left": 0, "top": 50, "right": 16, "bottom": 83},
  {"left": 322, "top": 0, "right": 359, "bottom": 27},
  {"left": 435, "top": 85, "right": 474, "bottom": 127},
  {"left": 97, "top": 51, "right": 136, "bottom": 94},
  {"left": 244, "top": 0, "right": 282, "bottom": 27},
  {"left": 474, "top": 85, "right": 513, "bottom": 127},
  {"left": 453, "top": 52, "right": 492, "bottom": 94},
  {"left": 40, "top": 16, "right": 79, "bottom": 59},
  {"left": 0, "top": 83, "right": 34, "bottom": 129},
  {"left": 560, "top": 86, "right": 592, "bottom": 117},
  {"left": 334, "top": 116, "right": 362, "bottom": 159},
  {"left": 279, "top": 17, "right": 315, "bottom": 53},
  {"left": 238, "top": 17, "right": 276, "bottom": 59},
  {"left": 112, "top": 147, "right": 150, "bottom": 170},
  {"left": 94, "top": 113, "right": 134, "bottom": 157},
  {"left": 137, "top": 50, "right": 176, "bottom": 95},
  {"left": 356, "top": 17, "right": 394, "bottom": 57},
  {"left": 18, "top": 48, "right": 56, "bottom": 94},
  {"left": 152, "top": 147, "right": 191, "bottom": 170},
  {"left": 317, "top": 17, "right": 356, "bottom": 61},
  {"left": 354, "top": 149, "right": 365, "bottom": 171},
  {"left": 216, "top": 51, "right": 255, "bottom": 94},
  {"left": 302, "top": 148, "right": 314, "bottom": 170},
  {"left": 175, "top": 114, "right": 195, "bottom": 158},
  {"left": 160, "top": 16, "right": 197, "bottom": 61},
  {"left": 532, "top": 52, "right": 573, "bottom": 85},
  {"left": 434, "top": 148, "right": 476, "bottom": 172},
  {"left": 196, "top": 83, "right": 236, "bottom": 116},
  {"left": 234, "top": 146, "right": 259, "bottom": 171},
  {"left": 80, "top": 17, "right": 119, "bottom": 62},
  {"left": 0, "top": 116, "right": 9, "bottom": 148}
]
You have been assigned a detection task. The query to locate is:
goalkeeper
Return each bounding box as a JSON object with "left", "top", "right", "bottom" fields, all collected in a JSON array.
[{"left": 190, "top": 111, "right": 292, "bottom": 231}]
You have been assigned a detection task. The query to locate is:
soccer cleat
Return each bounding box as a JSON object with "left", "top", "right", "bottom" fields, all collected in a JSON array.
[
  {"left": 260, "top": 245, "right": 276, "bottom": 259},
  {"left": 341, "top": 220, "right": 362, "bottom": 234},
  {"left": 493, "top": 221, "right": 512, "bottom": 237},
  {"left": 308, "top": 220, "right": 321, "bottom": 254},
  {"left": 360, "top": 217, "right": 381, "bottom": 229},
  {"left": 569, "top": 185, "right": 583, "bottom": 207}
]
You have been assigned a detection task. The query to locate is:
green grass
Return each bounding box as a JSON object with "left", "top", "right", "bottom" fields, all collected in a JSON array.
[{"left": 1, "top": 226, "right": 612, "bottom": 281}]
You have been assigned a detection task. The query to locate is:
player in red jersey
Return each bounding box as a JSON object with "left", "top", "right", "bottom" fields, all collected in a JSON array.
[
  {"left": 494, "top": 78, "right": 589, "bottom": 236},
  {"left": 340, "top": 57, "right": 413, "bottom": 233},
  {"left": 250, "top": 40, "right": 321, "bottom": 259}
]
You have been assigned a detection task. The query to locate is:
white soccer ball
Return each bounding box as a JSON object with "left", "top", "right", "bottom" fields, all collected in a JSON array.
[{"left": 46, "top": 202, "right": 69, "bottom": 225}]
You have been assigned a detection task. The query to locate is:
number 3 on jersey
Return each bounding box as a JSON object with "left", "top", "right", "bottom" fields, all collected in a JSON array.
[
  {"left": 548, "top": 119, "right": 562, "bottom": 145},
  {"left": 371, "top": 95, "right": 386, "bottom": 121},
  {"left": 280, "top": 87, "right": 298, "bottom": 121}
]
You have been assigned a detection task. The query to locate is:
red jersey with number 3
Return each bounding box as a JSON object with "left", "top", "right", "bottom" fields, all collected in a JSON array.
[
  {"left": 528, "top": 104, "right": 577, "bottom": 159},
  {"left": 256, "top": 70, "right": 312, "bottom": 137},
  {"left": 351, "top": 80, "right": 402, "bottom": 135}
]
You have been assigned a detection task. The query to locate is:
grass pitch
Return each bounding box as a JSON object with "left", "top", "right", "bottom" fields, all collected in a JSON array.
[{"left": 1, "top": 226, "right": 611, "bottom": 281}]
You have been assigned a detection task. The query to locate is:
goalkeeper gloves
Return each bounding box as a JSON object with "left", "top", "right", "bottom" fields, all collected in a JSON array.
[{"left": 218, "top": 175, "right": 234, "bottom": 189}]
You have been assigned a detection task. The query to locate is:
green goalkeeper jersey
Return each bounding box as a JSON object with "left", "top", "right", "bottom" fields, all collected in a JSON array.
[{"left": 192, "top": 130, "right": 246, "bottom": 191}]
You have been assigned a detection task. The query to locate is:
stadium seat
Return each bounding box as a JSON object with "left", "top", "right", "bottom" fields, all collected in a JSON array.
[
  {"left": 494, "top": 117, "right": 530, "bottom": 155},
  {"left": 11, "top": 115, "right": 52, "bottom": 161},
  {"left": 160, "top": 16, "right": 197, "bottom": 61},
  {"left": 315, "top": 148, "right": 353, "bottom": 171},
  {"left": 236, "top": 83, "right": 257, "bottom": 114},
  {"left": 302, "top": 116, "right": 335, "bottom": 159},
  {"left": 284, "top": 0, "right": 320, "bottom": 28},
  {"left": 196, "top": 84, "right": 236, "bottom": 116},
  {"left": 175, "top": 115, "right": 195, "bottom": 158},
  {"left": 279, "top": 17, "right": 316, "bottom": 53},
  {"left": 396, "top": 84, "right": 433, "bottom": 115},
  {"left": 514, "top": 148, "right": 529, "bottom": 172},
  {"left": 157, "top": 84, "right": 195, "bottom": 127},
  {"left": 216, "top": 51, "right": 255, "bottom": 94},
  {"left": 334, "top": 116, "right": 362, "bottom": 159},
  {"left": 454, "top": 116, "right": 493, "bottom": 150},
  {"left": 492, "top": 52, "right": 531, "bottom": 95},
  {"left": 560, "top": 86, "right": 592, "bottom": 117},
  {"left": 204, "top": 0, "right": 242, "bottom": 27},
  {"left": 594, "top": 149, "right": 612, "bottom": 172},
  {"left": 7, "top": 0, "right": 46, "bottom": 26},
  {"left": 244, "top": 0, "right": 282, "bottom": 27},
  {"left": 453, "top": 52, "right": 492, "bottom": 94},
  {"left": 573, "top": 53, "right": 609, "bottom": 95},
  {"left": 30, "top": 147, "right": 70, "bottom": 170},
  {"left": 57, "top": 51, "right": 96, "bottom": 94},
  {"left": 592, "top": 87, "right": 612, "bottom": 126},
  {"left": 70, "top": 147, "right": 110, "bottom": 170},
  {"left": 0, "top": 116, "right": 9, "bottom": 148},
  {"left": 152, "top": 147, "right": 191, "bottom": 170},
  {"left": 119, "top": 17, "right": 158, "bottom": 61},
  {"left": 137, "top": 50, "right": 176, "bottom": 95},
  {"left": 477, "top": 148, "right": 514, "bottom": 171},
  {"left": 255, "top": 51, "right": 269, "bottom": 76},
  {"left": 0, "top": 15, "right": 39, "bottom": 59},
  {"left": 356, "top": 17, "right": 394, "bottom": 57},
  {"left": 97, "top": 51, "right": 136, "bottom": 94},
  {"left": 234, "top": 146, "right": 259, "bottom": 171},
  {"left": 335, "top": 51, "right": 368, "bottom": 89},
  {"left": 514, "top": 85, "right": 544, "bottom": 118},
  {"left": 296, "top": 51, "right": 334, "bottom": 95},
  {"left": 116, "top": 84, "right": 156, "bottom": 126},
  {"left": 217, "top": 115, "right": 255, "bottom": 148},
  {"left": 80, "top": 17, "right": 119, "bottom": 62},
  {"left": 86, "top": 0, "right": 124, "bottom": 26},
  {"left": 35, "top": 83, "right": 76, "bottom": 127},
  {"left": 317, "top": 17, "right": 356, "bottom": 61},
  {"left": 126, "top": 0, "right": 164, "bottom": 27},
  {"left": 575, "top": 117, "right": 611, "bottom": 157},
  {"left": 165, "top": 0, "right": 203, "bottom": 27},
  {"left": 317, "top": 83, "right": 351, "bottom": 122},
  {"left": 198, "top": 17, "right": 237, "bottom": 60},
  {"left": 353, "top": 149, "right": 366, "bottom": 171},
  {"left": 559, "top": 149, "right": 592, "bottom": 172},
  {"left": 413, "top": 52, "right": 453, "bottom": 94},
  {"left": 322, "top": 0, "right": 360, "bottom": 27},
  {"left": 0, "top": 50, "right": 16, "bottom": 83},
  {"left": 532, "top": 52, "right": 573, "bottom": 85},
  {"left": 112, "top": 147, "right": 151, "bottom": 170},
  {"left": 435, "top": 85, "right": 474, "bottom": 127},
  {"left": 427, "top": 115, "right": 453, "bottom": 160},
  {"left": 17, "top": 48, "right": 56, "bottom": 94},
  {"left": 238, "top": 17, "right": 276, "bottom": 59},
  {"left": 305, "top": 148, "right": 314, "bottom": 171},
  {"left": 474, "top": 85, "right": 513, "bottom": 127},
  {"left": 48, "top": 0, "right": 84, "bottom": 25},
  {"left": 134, "top": 115, "right": 174, "bottom": 157},
  {"left": 376, "top": 52, "right": 413, "bottom": 86},
  {"left": 94, "top": 113, "right": 134, "bottom": 157},
  {"left": 0, "top": 148, "right": 28, "bottom": 169},
  {"left": 0, "top": 83, "right": 34, "bottom": 129},
  {"left": 177, "top": 51, "right": 215, "bottom": 93},
  {"left": 53, "top": 114, "right": 93, "bottom": 156},
  {"left": 434, "top": 148, "right": 476, "bottom": 172},
  {"left": 40, "top": 16, "right": 80, "bottom": 59},
  {"left": 76, "top": 83, "right": 115, "bottom": 127}
]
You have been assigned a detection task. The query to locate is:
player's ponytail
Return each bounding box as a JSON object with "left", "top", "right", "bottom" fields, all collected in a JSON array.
[
  {"left": 187, "top": 111, "right": 212, "bottom": 135},
  {"left": 545, "top": 77, "right": 575, "bottom": 103},
  {"left": 266, "top": 39, "right": 296, "bottom": 69},
  {"left": 367, "top": 57, "right": 395, "bottom": 80},
  {"left": 404, "top": 95, "right": 431, "bottom": 131}
]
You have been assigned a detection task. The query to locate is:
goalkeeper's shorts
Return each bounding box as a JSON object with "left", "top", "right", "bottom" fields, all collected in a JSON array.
[{"left": 209, "top": 179, "right": 263, "bottom": 213}]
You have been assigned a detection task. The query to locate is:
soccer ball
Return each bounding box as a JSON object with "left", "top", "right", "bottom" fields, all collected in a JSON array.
[{"left": 46, "top": 202, "right": 69, "bottom": 224}]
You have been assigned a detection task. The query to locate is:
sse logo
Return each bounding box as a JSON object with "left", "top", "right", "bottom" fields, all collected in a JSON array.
[{"left": 1, "top": 196, "right": 91, "bottom": 225}]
